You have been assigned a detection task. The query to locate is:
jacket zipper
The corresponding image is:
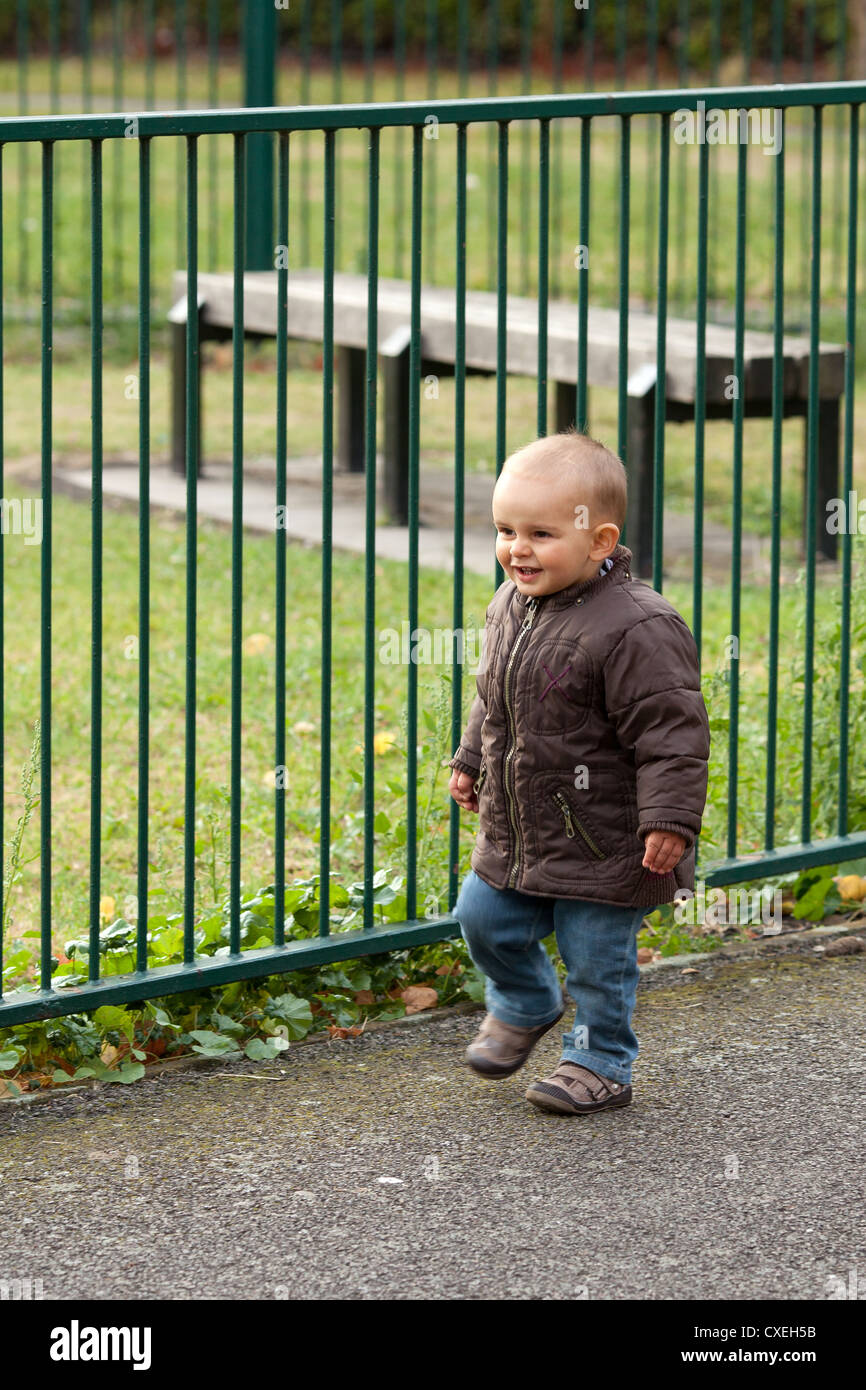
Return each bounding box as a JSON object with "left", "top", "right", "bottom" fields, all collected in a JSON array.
[
  {"left": 504, "top": 598, "right": 539, "bottom": 888},
  {"left": 472, "top": 762, "right": 487, "bottom": 797},
  {"left": 552, "top": 790, "right": 607, "bottom": 860}
]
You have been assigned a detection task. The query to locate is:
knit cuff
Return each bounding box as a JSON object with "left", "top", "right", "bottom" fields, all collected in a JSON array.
[
  {"left": 637, "top": 820, "right": 696, "bottom": 850},
  {"left": 449, "top": 754, "right": 481, "bottom": 778}
]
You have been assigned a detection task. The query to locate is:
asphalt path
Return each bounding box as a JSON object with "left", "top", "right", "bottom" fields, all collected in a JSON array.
[{"left": 1, "top": 951, "right": 863, "bottom": 1302}]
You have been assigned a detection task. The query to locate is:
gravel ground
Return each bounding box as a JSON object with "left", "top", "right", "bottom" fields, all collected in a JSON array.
[{"left": 1, "top": 950, "right": 864, "bottom": 1302}]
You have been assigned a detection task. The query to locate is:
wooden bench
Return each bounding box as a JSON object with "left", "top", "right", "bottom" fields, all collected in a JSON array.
[{"left": 169, "top": 269, "right": 845, "bottom": 575}]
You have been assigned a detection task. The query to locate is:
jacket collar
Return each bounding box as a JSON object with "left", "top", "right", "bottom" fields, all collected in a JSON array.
[{"left": 512, "top": 544, "right": 633, "bottom": 609}]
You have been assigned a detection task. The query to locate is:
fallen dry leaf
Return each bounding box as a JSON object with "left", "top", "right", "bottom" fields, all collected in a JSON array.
[
  {"left": 680, "top": 967, "right": 698, "bottom": 975},
  {"left": 354, "top": 990, "right": 375, "bottom": 1006},
  {"left": 637, "top": 947, "right": 654, "bottom": 965},
  {"left": 401, "top": 986, "right": 438, "bottom": 1014},
  {"left": 327, "top": 1024, "right": 365, "bottom": 1039}
]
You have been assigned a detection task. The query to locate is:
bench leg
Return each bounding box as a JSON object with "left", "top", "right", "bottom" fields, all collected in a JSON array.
[
  {"left": 803, "top": 399, "right": 839, "bottom": 562},
  {"left": 381, "top": 329, "right": 411, "bottom": 526},
  {"left": 625, "top": 372, "right": 657, "bottom": 579},
  {"left": 338, "top": 346, "right": 366, "bottom": 473},
  {"left": 170, "top": 316, "right": 203, "bottom": 477},
  {"left": 555, "top": 381, "right": 577, "bottom": 434}
]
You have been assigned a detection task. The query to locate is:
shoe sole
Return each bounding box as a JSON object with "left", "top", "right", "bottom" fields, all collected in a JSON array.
[
  {"left": 525, "top": 1083, "right": 632, "bottom": 1115},
  {"left": 465, "top": 1010, "right": 565, "bottom": 1079}
]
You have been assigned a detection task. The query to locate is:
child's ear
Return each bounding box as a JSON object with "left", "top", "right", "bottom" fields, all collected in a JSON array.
[{"left": 590, "top": 523, "right": 620, "bottom": 559}]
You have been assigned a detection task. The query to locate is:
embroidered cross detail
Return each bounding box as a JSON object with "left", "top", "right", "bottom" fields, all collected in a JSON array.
[{"left": 539, "top": 662, "right": 574, "bottom": 702}]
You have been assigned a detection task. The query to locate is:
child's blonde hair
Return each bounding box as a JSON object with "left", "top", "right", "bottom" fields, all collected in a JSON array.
[{"left": 501, "top": 427, "right": 628, "bottom": 532}]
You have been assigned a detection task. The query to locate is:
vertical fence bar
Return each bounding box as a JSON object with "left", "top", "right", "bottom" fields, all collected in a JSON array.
[
  {"left": 519, "top": 2, "right": 532, "bottom": 295},
  {"left": 425, "top": 0, "right": 438, "bottom": 283},
  {"left": 457, "top": 0, "right": 468, "bottom": 97},
  {"left": 363, "top": 0, "right": 374, "bottom": 103},
  {"left": 576, "top": 116, "right": 591, "bottom": 434},
  {"left": 394, "top": 0, "right": 406, "bottom": 278},
  {"left": 176, "top": 0, "right": 188, "bottom": 276},
  {"left": 741, "top": 0, "right": 753, "bottom": 85},
  {"left": 111, "top": 1, "right": 123, "bottom": 304},
  {"left": 406, "top": 125, "right": 423, "bottom": 922},
  {"left": 617, "top": 115, "right": 630, "bottom": 471},
  {"left": 726, "top": 134, "right": 748, "bottom": 861},
  {"left": 449, "top": 121, "right": 468, "bottom": 913},
  {"left": 674, "top": 0, "right": 688, "bottom": 311},
  {"left": 39, "top": 139, "right": 53, "bottom": 993},
  {"left": 838, "top": 103, "right": 858, "bottom": 839},
  {"left": 300, "top": 0, "right": 311, "bottom": 267},
  {"left": 494, "top": 120, "right": 508, "bottom": 590},
  {"left": 644, "top": 0, "right": 658, "bottom": 305},
  {"left": 708, "top": 0, "right": 721, "bottom": 307},
  {"left": 145, "top": 0, "right": 156, "bottom": 112},
  {"left": 583, "top": 0, "right": 595, "bottom": 93},
  {"left": 363, "top": 126, "right": 380, "bottom": 929},
  {"left": 207, "top": 0, "right": 219, "bottom": 271},
  {"left": 801, "top": 2, "right": 815, "bottom": 314},
  {"left": 136, "top": 135, "right": 151, "bottom": 971},
  {"left": 652, "top": 113, "right": 669, "bottom": 594},
  {"left": 182, "top": 133, "right": 199, "bottom": 964},
  {"left": 50, "top": 1, "right": 60, "bottom": 115},
  {"left": 274, "top": 130, "right": 289, "bottom": 948},
  {"left": 765, "top": 110, "right": 785, "bottom": 852},
  {"left": 551, "top": 0, "right": 563, "bottom": 301},
  {"left": 88, "top": 138, "right": 103, "bottom": 982},
  {"left": 615, "top": 0, "right": 627, "bottom": 90},
  {"left": 802, "top": 105, "right": 822, "bottom": 847},
  {"left": 318, "top": 129, "right": 335, "bottom": 937},
  {"left": 81, "top": 0, "right": 91, "bottom": 265},
  {"left": 331, "top": 0, "right": 342, "bottom": 270},
  {"left": 486, "top": 0, "right": 499, "bottom": 292},
  {"left": 692, "top": 136, "right": 709, "bottom": 663},
  {"left": 17, "top": 0, "right": 29, "bottom": 298},
  {"left": 229, "top": 132, "right": 246, "bottom": 954},
  {"left": 537, "top": 119, "right": 550, "bottom": 437},
  {"left": 831, "top": 0, "right": 847, "bottom": 295}
]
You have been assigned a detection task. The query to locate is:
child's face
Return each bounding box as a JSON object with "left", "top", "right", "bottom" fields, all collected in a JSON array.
[{"left": 492, "top": 464, "right": 618, "bottom": 598}]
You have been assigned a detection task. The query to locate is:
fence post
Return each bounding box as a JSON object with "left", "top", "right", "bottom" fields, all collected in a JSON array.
[{"left": 243, "top": 0, "right": 276, "bottom": 271}]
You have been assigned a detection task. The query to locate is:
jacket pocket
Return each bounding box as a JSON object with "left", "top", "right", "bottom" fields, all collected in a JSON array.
[{"left": 550, "top": 790, "right": 608, "bottom": 861}]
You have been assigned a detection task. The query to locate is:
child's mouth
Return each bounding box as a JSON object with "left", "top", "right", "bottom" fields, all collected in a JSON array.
[{"left": 514, "top": 565, "right": 541, "bottom": 580}]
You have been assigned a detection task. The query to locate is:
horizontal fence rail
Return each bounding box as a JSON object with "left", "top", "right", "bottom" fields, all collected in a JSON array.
[{"left": 0, "top": 84, "right": 865, "bottom": 1026}]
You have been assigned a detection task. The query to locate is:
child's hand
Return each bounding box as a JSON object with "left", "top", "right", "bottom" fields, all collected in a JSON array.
[
  {"left": 642, "top": 830, "right": 687, "bottom": 875},
  {"left": 449, "top": 769, "right": 479, "bottom": 813}
]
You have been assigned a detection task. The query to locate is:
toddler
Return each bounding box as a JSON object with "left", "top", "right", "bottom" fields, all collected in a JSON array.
[{"left": 449, "top": 428, "right": 710, "bottom": 1114}]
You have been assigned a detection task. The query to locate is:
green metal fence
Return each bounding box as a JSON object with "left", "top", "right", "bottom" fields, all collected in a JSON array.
[{"left": 0, "top": 82, "right": 865, "bottom": 1028}]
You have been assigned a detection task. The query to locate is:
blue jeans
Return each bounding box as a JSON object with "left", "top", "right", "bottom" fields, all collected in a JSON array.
[{"left": 454, "top": 868, "right": 646, "bottom": 1085}]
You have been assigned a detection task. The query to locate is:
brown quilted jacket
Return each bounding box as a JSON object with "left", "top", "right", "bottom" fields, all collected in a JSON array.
[{"left": 449, "top": 543, "right": 710, "bottom": 909}]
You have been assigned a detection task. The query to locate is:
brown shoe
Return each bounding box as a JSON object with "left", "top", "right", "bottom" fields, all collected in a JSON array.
[
  {"left": 465, "top": 1010, "right": 564, "bottom": 1079},
  {"left": 525, "top": 1061, "right": 632, "bottom": 1114}
]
